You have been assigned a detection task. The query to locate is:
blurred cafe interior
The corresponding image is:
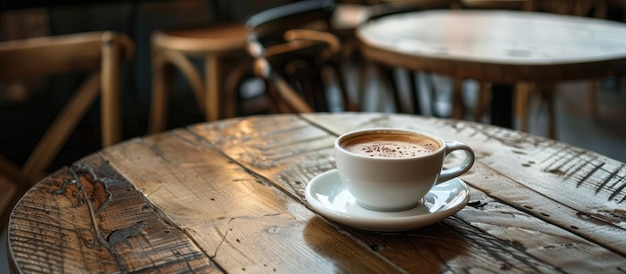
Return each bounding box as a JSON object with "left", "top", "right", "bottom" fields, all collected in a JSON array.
[{"left": 1, "top": 0, "right": 626, "bottom": 269}]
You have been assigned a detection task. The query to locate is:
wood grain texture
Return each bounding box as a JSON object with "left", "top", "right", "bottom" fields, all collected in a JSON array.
[
  {"left": 9, "top": 113, "right": 626, "bottom": 273},
  {"left": 101, "top": 129, "right": 397, "bottom": 273},
  {"left": 303, "top": 113, "right": 626, "bottom": 268},
  {"left": 189, "top": 113, "right": 626, "bottom": 273},
  {"left": 8, "top": 153, "right": 218, "bottom": 273}
]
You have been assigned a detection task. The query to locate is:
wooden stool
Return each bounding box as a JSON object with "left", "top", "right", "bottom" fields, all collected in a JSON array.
[{"left": 148, "top": 24, "right": 251, "bottom": 134}]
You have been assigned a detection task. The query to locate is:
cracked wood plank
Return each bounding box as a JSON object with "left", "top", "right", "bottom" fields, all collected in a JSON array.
[
  {"left": 8, "top": 153, "right": 218, "bottom": 273},
  {"left": 9, "top": 113, "right": 625, "bottom": 273},
  {"left": 100, "top": 128, "right": 397, "bottom": 273}
]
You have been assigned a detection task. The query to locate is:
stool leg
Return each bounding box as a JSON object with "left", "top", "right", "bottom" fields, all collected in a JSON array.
[
  {"left": 205, "top": 54, "right": 220, "bottom": 121},
  {"left": 148, "top": 52, "right": 171, "bottom": 134},
  {"left": 165, "top": 50, "right": 205, "bottom": 113}
]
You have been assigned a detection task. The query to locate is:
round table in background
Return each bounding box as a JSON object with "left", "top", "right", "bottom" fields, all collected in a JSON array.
[{"left": 357, "top": 10, "right": 626, "bottom": 135}]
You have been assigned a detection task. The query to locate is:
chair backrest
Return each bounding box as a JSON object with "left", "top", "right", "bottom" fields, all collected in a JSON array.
[
  {"left": 0, "top": 31, "right": 134, "bottom": 174},
  {"left": 0, "top": 32, "right": 134, "bottom": 81},
  {"left": 246, "top": 0, "right": 335, "bottom": 48},
  {"left": 0, "top": 31, "right": 134, "bottom": 232},
  {"left": 247, "top": 0, "right": 351, "bottom": 113}
]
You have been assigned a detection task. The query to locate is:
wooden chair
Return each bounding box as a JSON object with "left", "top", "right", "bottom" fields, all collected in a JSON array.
[
  {"left": 148, "top": 22, "right": 252, "bottom": 134},
  {"left": 247, "top": 0, "right": 356, "bottom": 113},
  {"left": 0, "top": 31, "right": 134, "bottom": 232}
]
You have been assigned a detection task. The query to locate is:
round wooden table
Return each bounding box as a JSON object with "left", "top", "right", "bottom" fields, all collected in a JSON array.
[
  {"left": 7, "top": 113, "right": 626, "bottom": 273},
  {"left": 357, "top": 10, "right": 626, "bottom": 134}
]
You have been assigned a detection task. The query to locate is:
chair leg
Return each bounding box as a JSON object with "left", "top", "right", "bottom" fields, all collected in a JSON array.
[
  {"left": 288, "top": 63, "right": 318, "bottom": 111},
  {"left": 515, "top": 82, "right": 531, "bottom": 132},
  {"left": 473, "top": 82, "right": 491, "bottom": 122},
  {"left": 260, "top": 77, "right": 281, "bottom": 114},
  {"left": 376, "top": 65, "right": 403, "bottom": 112},
  {"left": 355, "top": 60, "right": 370, "bottom": 110},
  {"left": 274, "top": 73, "right": 314, "bottom": 113},
  {"left": 587, "top": 80, "right": 598, "bottom": 117},
  {"left": 150, "top": 49, "right": 215, "bottom": 128},
  {"left": 407, "top": 71, "right": 421, "bottom": 114},
  {"left": 0, "top": 158, "right": 32, "bottom": 231},
  {"left": 421, "top": 73, "right": 440, "bottom": 117},
  {"left": 542, "top": 84, "right": 558, "bottom": 139},
  {"left": 223, "top": 60, "right": 251, "bottom": 118},
  {"left": 148, "top": 52, "right": 173, "bottom": 134},
  {"left": 205, "top": 54, "right": 221, "bottom": 121},
  {"left": 0, "top": 178, "right": 19, "bottom": 234},
  {"left": 332, "top": 62, "right": 358, "bottom": 112},
  {"left": 451, "top": 77, "right": 464, "bottom": 119},
  {"left": 312, "top": 71, "right": 328, "bottom": 111},
  {"left": 101, "top": 32, "right": 123, "bottom": 147}
]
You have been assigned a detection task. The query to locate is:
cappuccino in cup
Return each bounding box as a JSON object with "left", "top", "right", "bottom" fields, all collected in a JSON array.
[
  {"left": 340, "top": 132, "right": 440, "bottom": 158},
  {"left": 335, "top": 128, "right": 474, "bottom": 212}
]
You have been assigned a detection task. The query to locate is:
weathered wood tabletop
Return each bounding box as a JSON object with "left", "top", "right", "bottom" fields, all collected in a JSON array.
[{"left": 8, "top": 113, "right": 626, "bottom": 273}]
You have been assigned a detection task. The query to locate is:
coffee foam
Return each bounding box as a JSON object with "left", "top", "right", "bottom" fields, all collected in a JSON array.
[{"left": 341, "top": 133, "right": 439, "bottom": 158}]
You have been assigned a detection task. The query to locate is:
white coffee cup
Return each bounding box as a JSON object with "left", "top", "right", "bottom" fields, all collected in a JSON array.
[{"left": 334, "top": 128, "right": 475, "bottom": 212}]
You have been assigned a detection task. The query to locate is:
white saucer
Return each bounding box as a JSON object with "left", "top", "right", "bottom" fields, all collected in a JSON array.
[{"left": 305, "top": 169, "right": 470, "bottom": 232}]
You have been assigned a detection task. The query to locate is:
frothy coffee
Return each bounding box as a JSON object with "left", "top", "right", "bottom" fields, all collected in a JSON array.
[{"left": 340, "top": 132, "right": 440, "bottom": 158}]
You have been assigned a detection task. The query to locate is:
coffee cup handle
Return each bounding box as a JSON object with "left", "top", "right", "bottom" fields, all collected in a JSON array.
[{"left": 436, "top": 141, "right": 475, "bottom": 183}]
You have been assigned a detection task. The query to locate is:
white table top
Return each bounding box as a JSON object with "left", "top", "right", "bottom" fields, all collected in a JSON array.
[{"left": 357, "top": 10, "right": 626, "bottom": 81}]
